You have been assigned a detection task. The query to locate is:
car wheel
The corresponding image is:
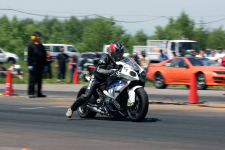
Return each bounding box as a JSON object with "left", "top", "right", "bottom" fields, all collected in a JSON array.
[
  {"left": 153, "top": 72, "right": 167, "bottom": 89},
  {"left": 197, "top": 73, "right": 207, "bottom": 90},
  {"left": 8, "top": 58, "right": 15, "bottom": 64}
]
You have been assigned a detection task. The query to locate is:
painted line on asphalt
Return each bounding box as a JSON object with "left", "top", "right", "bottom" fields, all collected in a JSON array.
[
  {"left": 35, "top": 101, "right": 225, "bottom": 111},
  {"left": 20, "top": 107, "right": 45, "bottom": 110}
]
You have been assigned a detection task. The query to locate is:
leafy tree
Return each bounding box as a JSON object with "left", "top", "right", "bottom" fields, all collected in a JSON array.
[{"left": 207, "top": 26, "right": 225, "bottom": 49}]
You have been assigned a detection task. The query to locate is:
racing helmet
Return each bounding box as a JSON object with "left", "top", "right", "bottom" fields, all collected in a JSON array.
[{"left": 108, "top": 41, "right": 124, "bottom": 61}]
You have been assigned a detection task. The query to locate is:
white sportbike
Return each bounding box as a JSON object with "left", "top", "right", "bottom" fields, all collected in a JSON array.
[{"left": 77, "top": 57, "right": 149, "bottom": 122}]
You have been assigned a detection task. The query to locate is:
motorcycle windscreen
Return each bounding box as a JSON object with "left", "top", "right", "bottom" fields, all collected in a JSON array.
[{"left": 103, "top": 81, "right": 130, "bottom": 99}]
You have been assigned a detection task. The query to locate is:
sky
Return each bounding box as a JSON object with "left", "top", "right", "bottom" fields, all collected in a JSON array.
[{"left": 1, "top": 0, "right": 225, "bottom": 36}]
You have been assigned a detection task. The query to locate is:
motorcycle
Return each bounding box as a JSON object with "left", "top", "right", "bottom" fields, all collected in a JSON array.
[
  {"left": 77, "top": 57, "right": 149, "bottom": 122},
  {"left": 78, "top": 62, "right": 96, "bottom": 81}
]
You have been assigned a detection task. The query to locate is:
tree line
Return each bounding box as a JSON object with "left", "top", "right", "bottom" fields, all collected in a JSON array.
[{"left": 0, "top": 11, "right": 225, "bottom": 59}]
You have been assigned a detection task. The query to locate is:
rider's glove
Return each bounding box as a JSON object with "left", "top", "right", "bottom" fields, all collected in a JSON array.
[{"left": 109, "top": 70, "right": 116, "bottom": 75}]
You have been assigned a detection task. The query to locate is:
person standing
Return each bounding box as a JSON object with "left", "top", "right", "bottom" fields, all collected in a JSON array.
[
  {"left": 27, "top": 31, "right": 47, "bottom": 98},
  {"left": 215, "top": 48, "right": 225, "bottom": 64},
  {"left": 43, "top": 50, "right": 52, "bottom": 79},
  {"left": 159, "top": 49, "right": 168, "bottom": 62},
  {"left": 68, "top": 54, "right": 78, "bottom": 83},
  {"left": 55, "top": 47, "right": 69, "bottom": 82},
  {"left": 140, "top": 50, "right": 150, "bottom": 71}
]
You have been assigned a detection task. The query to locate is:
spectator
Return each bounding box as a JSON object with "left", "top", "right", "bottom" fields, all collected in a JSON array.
[
  {"left": 140, "top": 50, "right": 150, "bottom": 71},
  {"left": 93, "top": 50, "right": 101, "bottom": 67},
  {"left": 215, "top": 47, "right": 225, "bottom": 64},
  {"left": 208, "top": 50, "right": 218, "bottom": 62},
  {"left": 196, "top": 49, "right": 206, "bottom": 57},
  {"left": 172, "top": 50, "right": 177, "bottom": 57},
  {"left": 79, "top": 55, "right": 89, "bottom": 70},
  {"left": 27, "top": 31, "right": 47, "bottom": 98},
  {"left": 55, "top": 47, "right": 69, "bottom": 82},
  {"left": 132, "top": 52, "right": 140, "bottom": 65},
  {"left": 159, "top": 49, "right": 168, "bottom": 62},
  {"left": 43, "top": 50, "right": 52, "bottom": 79},
  {"left": 0, "top": 62, "right": 7, "bottom": 78},
  {"left": 178, "top": 50, "right": 185, "bottom": 57},
  {"left": 221, "top": 55, "right": 225, "bottom": 66},
  {"left": 206, "top": 49, "right": 211, "bottom": 57},
  {"left": 9, "top": 62, "right": 23, "bottom": 80},
  {"left": 68, "top": 54, "right": 78, "bottom": 83},
  {"left": 189, "top": 50, "right": 196, "bottom": 57}
]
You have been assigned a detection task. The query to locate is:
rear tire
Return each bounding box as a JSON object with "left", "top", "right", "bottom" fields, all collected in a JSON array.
[
  {"left": 127, "top": 88, "right": 149, "bottom": 122},
  {"left": 153, "top": 72, "right": 167, "bottom": 89},
  {"left": 76, "top": 86, "right": 97, "bottom": 118}
]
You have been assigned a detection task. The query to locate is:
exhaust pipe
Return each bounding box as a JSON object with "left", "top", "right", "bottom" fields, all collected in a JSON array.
[{"left": 86, "top": 104, "right": 105, "bottom": 115}]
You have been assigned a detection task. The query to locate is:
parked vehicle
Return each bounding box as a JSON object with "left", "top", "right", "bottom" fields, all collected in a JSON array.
[
  {"left": 0, "top": 48, "right": 19, "bottom": 63},
  {"left": 133, "top": 40, "right": 198, "bottom": 62},
  {"left": 146, "top": 57, "right": 225, "bottom": 90},
  {"left": 78, "top": 52, "right": 105, "bottom": 80},
  {"left": 76, "top": 57, "right": 148, "bottom": 122},
  {"left": 24, "top": 44, "right": 80, "bottom": 61}
]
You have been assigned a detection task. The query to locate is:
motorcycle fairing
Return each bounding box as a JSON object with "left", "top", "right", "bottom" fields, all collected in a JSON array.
[{"left": 103, "top": 80, "right": 130, "bottom": 99}]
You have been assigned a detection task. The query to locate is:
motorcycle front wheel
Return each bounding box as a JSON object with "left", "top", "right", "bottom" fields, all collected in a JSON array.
[
  {"left": 77, "top": 86, "right": 97, "bottom": 118},
  {"left": 127, "top": 87, "right": 149, "bottom": 122}
]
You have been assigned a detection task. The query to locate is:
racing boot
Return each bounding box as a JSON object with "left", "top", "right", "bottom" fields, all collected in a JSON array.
[{"left": 66, "top": 108, "right": 74, "bottom": 118}]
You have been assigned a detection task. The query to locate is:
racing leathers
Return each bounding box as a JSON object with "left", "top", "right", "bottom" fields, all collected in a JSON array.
[{"left": 70, "top": 53, "right": 117, "bottom": 111}]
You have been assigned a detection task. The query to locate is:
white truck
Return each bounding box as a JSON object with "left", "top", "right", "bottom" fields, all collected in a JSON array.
[
  {"left": 24, "top": 44, "right": 80, "bottom": 61},
  {"left": 133, "top": 40, "right": 198, "bottom": 62},
  {"left": 0, "top": 48, "right": 19, "bottom": 63}
]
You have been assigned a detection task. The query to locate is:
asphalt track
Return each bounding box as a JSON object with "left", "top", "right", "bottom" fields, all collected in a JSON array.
[{"left": 0, "top": 84, "right": 225, "bottom": 150}]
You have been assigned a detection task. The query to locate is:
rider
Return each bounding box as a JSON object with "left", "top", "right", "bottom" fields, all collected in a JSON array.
[{"left": 66, "top": 41, "right": 125, "bottom": 118}]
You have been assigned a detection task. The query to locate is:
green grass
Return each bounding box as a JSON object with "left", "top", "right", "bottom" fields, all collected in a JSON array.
[
  {"left": 1, "top": 61, "right": 225, "bottom": 90},
  {"left": 0, "top": 60, "right": 73, "bottom": 84}
]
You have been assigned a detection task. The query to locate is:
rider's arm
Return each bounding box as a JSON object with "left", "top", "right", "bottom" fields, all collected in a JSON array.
[{"left": 96, "top": 55, "right": 113, "bottom": 75}]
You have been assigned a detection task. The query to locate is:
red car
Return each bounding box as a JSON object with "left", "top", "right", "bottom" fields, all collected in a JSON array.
[{"left": 146, "top": 57, "right": 225, "bottom": 90}]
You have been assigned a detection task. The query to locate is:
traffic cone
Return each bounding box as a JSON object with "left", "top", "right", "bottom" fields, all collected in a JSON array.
[
  {"left": 72, "top": 68, "right": 79, "bottom": 84},
  {"left": 3, "top": 70, "right": 18, "bottom": 96},
  {"left": 184, "top": 72, "right": 203, "bottom": 104}
]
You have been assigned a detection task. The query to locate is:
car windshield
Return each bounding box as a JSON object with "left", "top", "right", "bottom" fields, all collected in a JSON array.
[
  {"left": 188, "top": 57, "right": 221, "bottom": 66},
  {"left": 81, "top": 53, "right": 95, "bottom": 59},
  {"left": 121, "top": 57, "right": 141, "bottom": 71}
]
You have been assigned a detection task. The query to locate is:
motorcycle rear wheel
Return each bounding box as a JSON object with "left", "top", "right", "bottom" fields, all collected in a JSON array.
[
  {"left": 127, "top": 87, "right": 149, "bottom": 122},
  {"left": 77, "top": 86, "right": 97, "bottom": 118}
]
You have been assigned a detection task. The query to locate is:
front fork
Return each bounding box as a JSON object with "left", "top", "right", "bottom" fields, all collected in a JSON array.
[{"left": 127, "top": 86, "right": 142, "bottom": 106}]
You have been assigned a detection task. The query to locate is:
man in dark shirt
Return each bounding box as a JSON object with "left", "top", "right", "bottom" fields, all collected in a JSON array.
[
  {"left": 27, "top": 31, "right": 47, "bottom": 98},
  {"left": 55, "top": 47, "right": 69, "bottom": 82}
]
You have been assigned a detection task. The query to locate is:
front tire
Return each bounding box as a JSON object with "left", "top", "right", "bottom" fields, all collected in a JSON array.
[
  {"left": 127, "top": 88, "right": 149, "bottom": 122},
  {"left": 197, "top": 73, "right": 207, "bottom": 90},
  {"left": 153, "top": 72, "right": 167, "bottom": 89},
  {"left": 76, "top": 86, "right": 97, "bottom": 118}
]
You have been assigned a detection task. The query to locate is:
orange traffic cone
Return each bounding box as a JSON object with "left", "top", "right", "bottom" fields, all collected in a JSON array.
[
  {"left": 184, "top": 72, "right": 203, "bottom": 104},
  {"left": 72, "top": 68, "right": 79, "bottom": 84},
  {"left": 3, "top": 70, "right": 18, "bottom": 96}
]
